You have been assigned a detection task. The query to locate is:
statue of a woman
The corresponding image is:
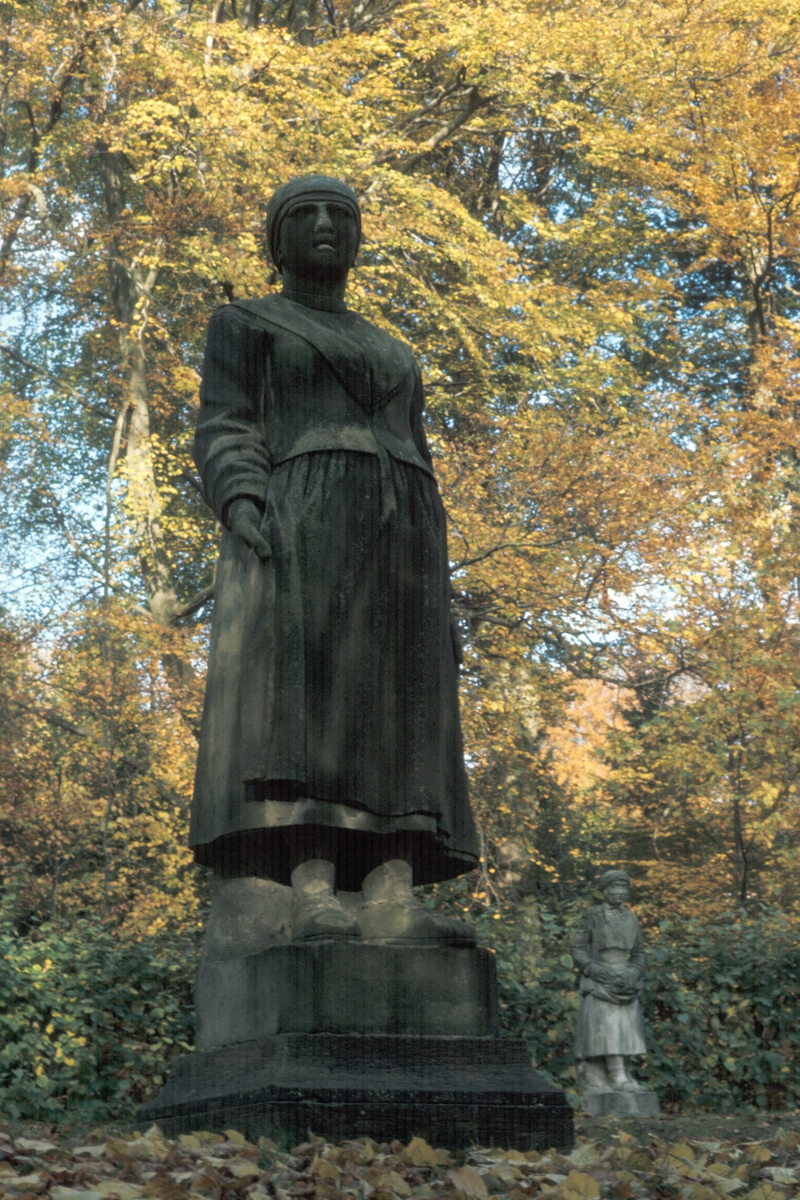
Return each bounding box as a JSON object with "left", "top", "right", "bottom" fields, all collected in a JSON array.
[
  {"left": 190, "top": 175, "right": 479, "bottom": 945},
  {"left": 571, "top": 870, "right": 648, "bottom": 1093}
]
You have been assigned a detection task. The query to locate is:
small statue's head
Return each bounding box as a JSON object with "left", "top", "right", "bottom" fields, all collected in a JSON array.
[
  {"left": 266, "top": 175, "right": 362, "bottom": 281},
  {"left": 598, "top": 868, "right": 630, "bottom": 907}
]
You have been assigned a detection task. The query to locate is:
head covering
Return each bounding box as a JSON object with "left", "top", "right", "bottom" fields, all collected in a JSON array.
[
  {"left": 598, "top": 869, "right": 630, "bottom": 891},
  {"left": 266, "top": 175, "right": 362, "bottom": 270}
]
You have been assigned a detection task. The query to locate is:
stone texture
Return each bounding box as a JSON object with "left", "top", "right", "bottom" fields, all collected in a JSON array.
[
  {"left": 196, "top": 943, "right": 499, "bottom": 1051},
  {"left": 203, "top": 877, "right": 293, "bottom": 959},
  {"left": 582, "top": 1089, "right": 660, "bottom": 1118},
  {"left": 138, "top": 1032, "right": 574, "bottom": 1150}
]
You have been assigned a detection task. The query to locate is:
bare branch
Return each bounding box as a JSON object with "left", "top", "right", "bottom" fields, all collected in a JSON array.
[
  {"left": 10, "top": 696, "right": 92, "bottom": 738},
  {"left": 394, "top": 88, "right": 494, "bottom": 174},
  {"left": 170, "top": 582, "right": 216, "bottom": 624}
]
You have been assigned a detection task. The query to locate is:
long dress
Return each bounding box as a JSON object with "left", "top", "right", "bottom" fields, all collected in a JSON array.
[
  {"left": 189, "top": 294, "right": 480, "bottom": 891},
  {"left": 571, "top": 903, "right": 648, "bottom": 1059}
]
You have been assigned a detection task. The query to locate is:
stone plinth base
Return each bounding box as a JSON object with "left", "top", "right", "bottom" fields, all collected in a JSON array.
[
  {"left": 196, "top": 942, "right": 499, "bottom": 1051},
  {"left": 582, "top": 1089, "right": 660, "bottom": 1118},
  {"left": 138, "top": 1032, "right": 574, "bottom": 1150}
]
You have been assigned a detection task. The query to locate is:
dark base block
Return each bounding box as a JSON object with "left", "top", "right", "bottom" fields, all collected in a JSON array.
[{"left": 138, "top": 1033, "right": 574, "bottom": 1151}]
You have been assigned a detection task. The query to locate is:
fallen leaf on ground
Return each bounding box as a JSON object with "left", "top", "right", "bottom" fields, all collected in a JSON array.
[
  {"left": 228, "top": 1162, "right": 260, "bottom": 1180},
  {"left": 447, "top": 1168, "right": 488, "bottom": 1200},
  {"left": 96, "top": 1182, "right": 146, "bottom": 1199},
  {"left": 7, "top": 1173, "right": 48, "bottom": 1194},
  {"left": 567, "top": 1145, "right": 605, "bottom": 1171},
  {"left": 561, "top": 1171, "right": 600, "bottom": 1200},
  {"left": 51, "top": 1189, "right": 103, "bottom": 1200},
  {"left": 746, "top": 1187, "right": 787, "bottom": 1200},
  {"left": 401, "top": 1141, "right": 438, "bottom": 1170}
]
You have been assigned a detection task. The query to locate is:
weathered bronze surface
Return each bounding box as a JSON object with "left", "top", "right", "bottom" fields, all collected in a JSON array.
[{"left": 190, "top": 175, "right": 480, "bottom": 894}]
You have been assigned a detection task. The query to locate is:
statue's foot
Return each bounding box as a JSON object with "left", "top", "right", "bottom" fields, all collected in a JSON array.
[
  {"left": 608, "top": 1073, "right": 641, "bottom": 1092},
  {"left": 291, "top": 859, "right": 359, "bottom": 942},
  {"left": 358, "top": 860, "right": 476, "bottom": 944},
  {"left": 578, "top": 1060, "right": 610, "bottom": 1092}
]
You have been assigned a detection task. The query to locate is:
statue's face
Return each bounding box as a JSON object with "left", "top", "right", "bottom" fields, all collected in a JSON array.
[
  {"left": 277, "top": 199, "right": 359, "bottom": 280},
  {"left": 603, "top": 881, "right": 629, "bottom": 907}
]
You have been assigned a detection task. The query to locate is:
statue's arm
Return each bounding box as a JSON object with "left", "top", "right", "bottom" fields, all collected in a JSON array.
[
  {"left": 193, "top": 304, "right": 272, "bottom": 528},
  {"left": 411, "top": 362, "right": 464, "bottom": 664},
  {"left": 629, "top": 919, "right": 647, "bottom": 978},
  {"left": 410, "top": 363, "right": 434, "bottom": 471},
  {"left": 571, "top": 914, "right": 596, "bottom": 975}
]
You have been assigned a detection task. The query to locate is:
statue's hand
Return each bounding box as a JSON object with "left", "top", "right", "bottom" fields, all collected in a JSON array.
[
  {"left": 587, "top": 963, "right": 618, "bottom": 985},
  {"left": 229, "top": 498, "right": 272, "bottom": 562},
  {"left": 450, "top": 611, "right": 464, "bottom": 667}
]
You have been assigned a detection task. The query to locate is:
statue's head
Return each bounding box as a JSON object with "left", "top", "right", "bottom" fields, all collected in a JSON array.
[
  {"left": 266, "top": 175, "right": 362, "bottom": 281},
  {"left": 598, "top": 868, "right": 630, "bottom": 906}
]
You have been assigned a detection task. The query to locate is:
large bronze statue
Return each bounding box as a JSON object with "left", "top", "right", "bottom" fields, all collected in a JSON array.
[{"left": 190, "top": 175, "right": 479, "bottom": 944}]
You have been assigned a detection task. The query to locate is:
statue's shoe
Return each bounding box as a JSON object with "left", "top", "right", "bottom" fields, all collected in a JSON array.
[
  {"left": 292, "top": 894, "right": 360, "bottom": 941},
  {"left": 610, "top": 1078, "right": 642, "bottom": 1093},
  {"left": 290, "top": 859, "right": 360, "bottom": 942},
  {"left": 358, "top": 859, "right": 475, "bottom": 945}
]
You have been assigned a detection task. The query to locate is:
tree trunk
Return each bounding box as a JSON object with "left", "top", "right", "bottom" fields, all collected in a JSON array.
[
  {"left": 289, "top": 0, "right": 317, "bottom": 45},
  {"left": 97, "top": 145, "right": 180, "bottom": 626}
]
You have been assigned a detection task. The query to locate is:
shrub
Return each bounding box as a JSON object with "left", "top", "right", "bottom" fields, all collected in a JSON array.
[
  {"left": 0, "top": 917, "right": 199, "bottom": 1122},
  {"left": 468, "top": 898, "right": 800, "bottom": 1112},
  {"left": 3, "top": 892, "right": 800, "bottom": 1121}
]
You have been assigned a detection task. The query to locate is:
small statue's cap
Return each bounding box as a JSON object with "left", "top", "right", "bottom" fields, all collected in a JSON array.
[
  {"left": 266, "top": 175, "right": 362, "bottom": 270},
  {"left": 598, "top": 868, "right": 630, "bottom": 890}
]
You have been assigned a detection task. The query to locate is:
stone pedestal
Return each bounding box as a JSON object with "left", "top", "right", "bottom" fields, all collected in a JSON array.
[
  {"left": 196, "top": 942, "right": 499, "bottom": 1048},
  {"left": 582, "top": 1089, "right": 660, "bottom": 1118},
  {"left": 139, "top": 940, "right": 573, "bottom": 1150}
]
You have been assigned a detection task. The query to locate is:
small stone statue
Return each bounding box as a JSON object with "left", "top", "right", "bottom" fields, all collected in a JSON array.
[
  {"left": 571, "top": 870, "right": 659, "bottom": 1114},
  {"left": 190, "top": 175, "right": 480, "bottom": 950}
]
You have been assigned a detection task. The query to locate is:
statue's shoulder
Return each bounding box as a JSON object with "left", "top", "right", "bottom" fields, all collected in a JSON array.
[
  {"left": 584, "top": 902, "right": 631, "bottom": 929},
  {"left": 227, "top": 295, "right": 285, "bottom": 327},
  {"left": 346, "top": 310, "right": 419, "bottom": 378},
  {"left": 349, "top": 308, "right": 411, "bottom": 345},
  {"left": 576, "top": 905, "right": 599, "bottom": 931},
  {"left": 204, "top": 298, "right": 275, "bottom": 333}
]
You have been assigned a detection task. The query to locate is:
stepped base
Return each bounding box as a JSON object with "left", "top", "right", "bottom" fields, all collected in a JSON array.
[
  {"left": 138, "top": 1033, "right": 574, "bottom": 1150},
  {"left": 582, "top": 1089, "right": 660, "bottom": 1117}
]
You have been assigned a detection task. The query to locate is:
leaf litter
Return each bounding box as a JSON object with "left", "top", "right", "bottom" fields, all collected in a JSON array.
[{"left": 1, "top": 1120, "right": 800, "bottom": 1200}]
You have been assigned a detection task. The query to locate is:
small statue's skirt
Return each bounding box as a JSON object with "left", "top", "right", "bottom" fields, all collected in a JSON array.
[{"left": 574, "top": 994, "right": 648, "bottom": 1058}]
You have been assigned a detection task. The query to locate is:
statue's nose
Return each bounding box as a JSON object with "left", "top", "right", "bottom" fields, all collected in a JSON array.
[{"left": 315, "top": 203, "right": 334, "bottom": 232}]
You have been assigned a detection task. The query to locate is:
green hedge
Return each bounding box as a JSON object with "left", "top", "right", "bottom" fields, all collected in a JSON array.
[
  {"left": 469, "top": 899, "right": 800, "bottom": 1112},
  {"left": 0, "top": 918, "right": 198, "bottom": 1122},
  {"left": 2, "top": 899, "right": 800, "bottom": 1122}
]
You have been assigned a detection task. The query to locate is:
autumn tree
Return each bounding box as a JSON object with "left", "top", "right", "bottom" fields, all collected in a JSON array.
[{"left": 1, "top": 0, "right": 799, "bottom": 928}]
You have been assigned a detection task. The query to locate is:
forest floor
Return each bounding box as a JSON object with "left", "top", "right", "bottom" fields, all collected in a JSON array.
[
  {"left": 576, "top": 1109, "right": 800, "bottom": 1146},
  {"left": 1, "top": 1111, "right": 800, "bottom": 1200}
]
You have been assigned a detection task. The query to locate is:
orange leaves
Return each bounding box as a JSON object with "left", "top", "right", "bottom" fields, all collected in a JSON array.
[{"left": 2, "top": 0, "right": 800, "bottom": 930}]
